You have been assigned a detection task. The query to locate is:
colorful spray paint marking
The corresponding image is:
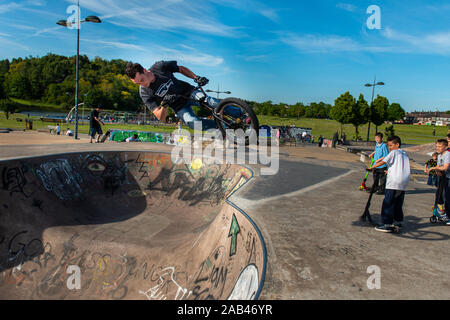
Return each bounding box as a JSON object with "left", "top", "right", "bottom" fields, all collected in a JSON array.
[{"left": 228, "top": 214, "right": 240, "bottom": 257}]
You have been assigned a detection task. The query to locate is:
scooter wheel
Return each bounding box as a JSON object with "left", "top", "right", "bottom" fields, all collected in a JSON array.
[{"left": 430, "top": 216, "right": 437, "bottom": 223}]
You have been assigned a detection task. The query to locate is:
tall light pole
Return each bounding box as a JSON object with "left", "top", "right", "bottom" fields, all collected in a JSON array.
[
  {"left": 57, "top": 0, "right": 101, "bottom": 139},
  {"left": 205, "top": 84, "right": 231, "bottom": 99},
  {"left": 364, "top": 77, "right": 384, "bottom": 142}
]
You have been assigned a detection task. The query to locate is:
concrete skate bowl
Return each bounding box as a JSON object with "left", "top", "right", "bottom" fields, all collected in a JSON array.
[{"left": 0, "top": 151, "right": 266, "bottom": 300}]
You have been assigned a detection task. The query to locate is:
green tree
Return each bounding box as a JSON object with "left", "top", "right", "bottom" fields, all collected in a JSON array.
[
  {"left": 352, "top": 94, "right": 370, "bottom": 140},
  {"left": 0, "top": 59, "right": 10, "bottom": 74},
  {"left": 331, "top": 92, "right": 369, "bottom": 140},
  {"left": 0, "top": 74, "right": 5, "bottom": 99},
  {"left": 0, "top": 98, "right": 17, "bottom": 119},
  {"left": 371, "top": 95, "right": 389, "bottom": 130},
  {"left": 330, "top": 91, "right": 355, "bottom": 127},
  {"left": 0, "top": 60, "right": 9, "bottom": 99},
  {"left": 6, "top": 73, "right": 31, "bottom": 99},
  {"left": 387, "top": 103, "right": 405, "bottom": 122}
]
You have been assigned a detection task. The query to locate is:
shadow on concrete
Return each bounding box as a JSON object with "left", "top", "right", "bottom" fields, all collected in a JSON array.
[
  {"left": 0, "top": 152, "right": 148, "bottom": 273},
  {"left": 352, "top": 214, "right": 450, "bottom": 241},
  {"left": 395, "top": 215, "right": 450, "bottom": 241},
  {"left": 242, "top": 160, "right": 348, "bottom": 200},
  {"left": 406, "top": 189, "right": 436, "bottom": 195}
]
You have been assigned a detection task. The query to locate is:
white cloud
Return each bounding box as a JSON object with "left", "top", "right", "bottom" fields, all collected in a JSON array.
[
  {"left": 237, "top": 54, "right": 268, "bottom": 62},
  {"left": 0, "top": 37, "right": 30, "bottom": 51},
  {"left": 278, "top": 28, "right": 450, "bottom": 56},
  {"left": 382, "top": 27, "right": 450, "bottom": 55},
  {"left": 26, "top": 0, "right": 46, "bottom": 6},
  {"left": 336, "top": 3, "right": 357, "bottom": 13},
  {"left": 33, "top": 26, "right": 61, "bottom": 36},
  {"left": 208, "top": 0, "right": 280, "bottom": 22},
  {"left": 82, "top": 39, "right": 224, "bottom": 67},
  {"left": 84, "top": 39, "right": 146, "bottom": 51},
  {"left": 279, "top": 33, "right": 363, "bottom": 53},
  {"left": 63, "top": 0, "right": 242, "bottom": 37},
  {"left": 258, "top": 9, "right": 279, "bottom": 22},
  {"left": 8, "top": 23, "right": 37, "bottom": 31},
  {"left": 157, "top": 46, "right": 224, "bottom": 67},
  {"left": 0, "top": 2, "right": 22, "bottom": 14}
]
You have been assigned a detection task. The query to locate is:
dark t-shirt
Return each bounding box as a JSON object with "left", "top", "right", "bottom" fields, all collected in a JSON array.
[
  {"left": 90, "top": 109, "right": 100, "bottom": 128},
  {"left": 139, "top": 61, "right": 194, "bottom": 113},
  {"left": 426, "top": 159, "right": 437, "bottom": 176}
]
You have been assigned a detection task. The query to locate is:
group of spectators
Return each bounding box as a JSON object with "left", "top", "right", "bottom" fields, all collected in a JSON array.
[
  {"left": 365, "top": 131, "right": 450, "bottom": 233},
  {"left": 55, "top": 124, "right": 73, "bottom": 136}
]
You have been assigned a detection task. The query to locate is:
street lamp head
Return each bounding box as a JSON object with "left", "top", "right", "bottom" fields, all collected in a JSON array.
[
  {"left": 85, "top": 15, "right": 102, "bottom": 23},
  {"left": 376, "top": 82, "right": 385, "bottom": 86},
  {"left": 364, "top": 83, "right": 372, "bottom": 87},
  {"left": 205, "top": 89, "right": 213, "bottom": 93},
  {"left": 225, "top": 91, "right": 231, "bottom": 94},
  {"left": 56, "top": 19, "right": 69, "bottom": 27}
]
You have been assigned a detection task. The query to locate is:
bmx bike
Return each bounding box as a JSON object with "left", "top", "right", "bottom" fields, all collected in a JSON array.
[{"left": 164, "top": 82, "right": 260, "bottom": 145}]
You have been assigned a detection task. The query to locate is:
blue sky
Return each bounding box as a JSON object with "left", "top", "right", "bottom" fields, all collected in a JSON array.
[{"left": 1, "top": 0, "right": 450, "bottom": 111}]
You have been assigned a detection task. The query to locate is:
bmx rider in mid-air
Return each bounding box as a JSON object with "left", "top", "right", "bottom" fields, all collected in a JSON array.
[{"left": 125, "top": 60, "right": 242, "bottom": 131}]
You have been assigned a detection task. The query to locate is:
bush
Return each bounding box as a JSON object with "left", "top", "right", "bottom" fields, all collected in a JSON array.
[{"left": 385, "top": 124, "right": 395, "bottom": 138}]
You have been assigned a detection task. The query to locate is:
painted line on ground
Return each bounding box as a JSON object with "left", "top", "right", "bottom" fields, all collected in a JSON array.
[{"left": 231, "top": 169, "right": 357, "bottom": 209}]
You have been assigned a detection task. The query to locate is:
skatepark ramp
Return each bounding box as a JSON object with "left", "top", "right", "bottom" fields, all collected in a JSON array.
[{"left": 0, "top": 151, "right": 266, "bottom": 300}]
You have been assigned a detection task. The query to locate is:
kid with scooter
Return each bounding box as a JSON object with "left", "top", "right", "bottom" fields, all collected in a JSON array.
[
  {"left": 368, "top": 136, "right": 410, "bottom": 233},
  {"left": 427, "top": 139, "right": 450, "bottom": 225}
]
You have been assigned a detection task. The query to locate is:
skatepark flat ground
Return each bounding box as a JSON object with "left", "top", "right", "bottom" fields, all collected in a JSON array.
[{"left": 0, "top": 130, "right": 449, "bottom": 300}]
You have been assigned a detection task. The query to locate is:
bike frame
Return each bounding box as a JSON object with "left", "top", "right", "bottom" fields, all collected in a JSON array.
[{"left": 187, "top": 84, "right": 237, "bottom": 129}]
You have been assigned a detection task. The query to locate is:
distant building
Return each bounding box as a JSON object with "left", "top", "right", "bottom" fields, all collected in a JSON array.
[{"left": 404, "top": 111, "right": 450, "bottom": 126}]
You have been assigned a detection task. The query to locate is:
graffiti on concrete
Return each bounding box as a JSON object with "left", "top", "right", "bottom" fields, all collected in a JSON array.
[
  {"left": 0, "top": 230, "right": 194, "bottom": 300},
  {"left": 110, "top": 130, "right": 165, "bottom": 143},
  {"left": 227, "top": 264, "right": 259, "bottom": 300},
  {"left": 228, "top": 214, "right": 240, "bottom": 257},
  {"left": 192, "top": 246, "right": 228, "bottom": 300},
  {"left": 139, "top": 266, "right": 192, "bottom": 300},
  {"left": 36, "top": 159, "right": 83, "bottom": 201},
  {"left": 2, "top": 166, "right": 30, "bottom": 198},
  {"left": 0, "top": 152, "right": 265, "bottom": 300},
  {"left": 226, "top": 168, "right": 252, "bottom": 198},
  {"left": 134, "top": 153, "right": 233, "bottom": 206},
  {"left": 82, "top": 154, "right": 132, "bottom": 195}
]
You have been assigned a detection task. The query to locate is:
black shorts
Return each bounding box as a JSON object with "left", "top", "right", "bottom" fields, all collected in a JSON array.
[{"left": 90, "top": 126, "right": 102, "bottom": 137}]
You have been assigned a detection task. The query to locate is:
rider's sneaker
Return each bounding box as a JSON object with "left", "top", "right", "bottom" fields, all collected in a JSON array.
[
  {"left": 375, "top": 224, "right": 395, "bottom": 233},
  {"left": 393, "top": 220, "right": 404, "bottom": 228}
]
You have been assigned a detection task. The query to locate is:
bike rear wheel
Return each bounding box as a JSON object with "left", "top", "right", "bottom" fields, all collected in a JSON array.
[{"left": 215, "top": 98, "right": 259, "bottom": 145}]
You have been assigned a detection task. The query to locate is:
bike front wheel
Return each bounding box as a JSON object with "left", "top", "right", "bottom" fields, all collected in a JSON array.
[{"left": 214, "top": 97, "right": 259, "bottom": 145}]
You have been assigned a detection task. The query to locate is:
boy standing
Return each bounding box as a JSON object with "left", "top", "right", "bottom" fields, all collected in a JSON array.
[
  {"left": 368, "top": 132, "right": 389, "bottom": 195},
  {"left": 428, "top": 139, "right": 450, "bottom": 225},
  {"left": 369, "top": 136, "right": 410, "bottom": 232},
  {"left": 424, "top": 152, "right": 438, "bottom": 187}
]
